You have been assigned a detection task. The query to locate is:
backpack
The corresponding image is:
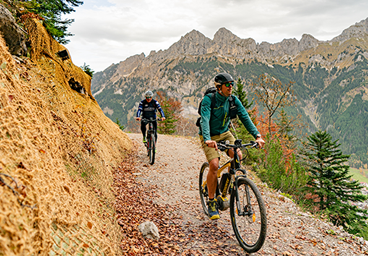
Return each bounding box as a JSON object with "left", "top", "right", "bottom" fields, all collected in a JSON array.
[{"left": 196, "top": 87, "right": 237, "bottom": 127}]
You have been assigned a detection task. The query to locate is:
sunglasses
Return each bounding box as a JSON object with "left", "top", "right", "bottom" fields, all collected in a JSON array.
[
  {"left": 223, "top": 82, "right": 234, "bottom": 87},
  {"left": 146, "top": 97, "right": 152, "bottom": 99}
]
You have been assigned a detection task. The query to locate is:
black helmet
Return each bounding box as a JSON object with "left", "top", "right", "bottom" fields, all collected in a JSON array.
[{"left": 215, "top": 73, "right": 234, "bottom": 84}]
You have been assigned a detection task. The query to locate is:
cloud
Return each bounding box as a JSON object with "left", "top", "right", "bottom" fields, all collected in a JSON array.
[{"left": 64, "top": 0, "right": 368, "bottom": 72}]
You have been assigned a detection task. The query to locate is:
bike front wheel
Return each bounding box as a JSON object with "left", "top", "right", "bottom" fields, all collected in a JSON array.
[
  {"left": 199, "top": 162, "right": 209, "bottom": 216},
  {"left": 230, "top": 177, "right": 267, "bottom": 253},
  {"left": 149, "top": 135, "right": 155, "bottom": 165},
  {"left": 146, "top": 136, "right": 150, "bottom": 156}
]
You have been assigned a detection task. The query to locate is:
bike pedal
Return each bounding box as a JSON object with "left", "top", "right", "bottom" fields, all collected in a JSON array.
[
  {"left": 222, "top": 200, "right": 230, "bottom": 211},
  {"left": 217, "top": 195, "right": 230, "bottom": 211}
]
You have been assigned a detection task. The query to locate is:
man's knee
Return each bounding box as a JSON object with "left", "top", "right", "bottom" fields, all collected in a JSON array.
[
  {"left": 227, "top": 148, "right": 234, "bottom": 157},
  {"left": 238, "top": 150, "right": 243, "bottom": 159},
  {"left": 228, "top": 148, "right": 242, "bottom": 158},
  {"left": 209, "top": 158, "right": 219, "bottom": 172}
]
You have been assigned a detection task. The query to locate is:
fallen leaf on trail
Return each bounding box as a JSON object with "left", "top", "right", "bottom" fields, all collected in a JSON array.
[
  {"left": 17, "top": 162, "right": 26, "bottom": 169},
  {"left": 87, "top": 222, "right": 92, "bottom": 229}
]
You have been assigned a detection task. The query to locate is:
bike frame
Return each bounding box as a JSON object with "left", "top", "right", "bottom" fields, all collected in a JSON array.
[
  {"left": 199, "top": 139, "right": 266, "bottom": 253},
  {"left": 142, "top": 118, "right": 157, "bottom": 150},
  {"left": 217, "top": 141, "right": 256, "bottom": 218},
  {"left": 146, "top": 121, "right": 154, "bottom": 150},
  {"left": 142, "top": 117, "right": 161, "bottom": 165}
]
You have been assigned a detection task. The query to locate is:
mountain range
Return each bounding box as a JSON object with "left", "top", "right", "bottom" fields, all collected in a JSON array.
[{"left": 91, "top": 17, "right": 368, "bottom": 168}]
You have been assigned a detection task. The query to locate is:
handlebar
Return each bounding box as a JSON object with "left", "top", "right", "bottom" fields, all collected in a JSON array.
[
  {"left": 141, "top": 117, "right": 162, "bottom": 122},
  {"left": 217, "top": 139, "right": 258, "bottom": 152}
]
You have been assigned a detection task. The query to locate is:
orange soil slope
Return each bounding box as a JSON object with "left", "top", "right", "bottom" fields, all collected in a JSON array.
[{"left": 0, "top": 18, "right": 132, "bottom": 255}]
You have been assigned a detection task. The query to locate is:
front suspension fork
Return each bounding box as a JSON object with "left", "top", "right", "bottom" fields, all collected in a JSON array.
[{"left": 234, "top": 173, "right": 253, "bottom": 217}]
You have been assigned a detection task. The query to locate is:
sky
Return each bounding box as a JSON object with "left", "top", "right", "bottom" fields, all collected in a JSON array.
[{"left": 63, "top": 0, "right": 368, "bottom": 72}]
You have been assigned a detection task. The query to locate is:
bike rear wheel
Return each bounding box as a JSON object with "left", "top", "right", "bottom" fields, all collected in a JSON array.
[
  {"left": 146, "top": 140, "right": 149, "bottom": 156},
  {"left": 230, "top": 177, "right": 267, "bottom": 253},
  {"left": 149, "top": 135, "right": 155, "bottom": 165}
]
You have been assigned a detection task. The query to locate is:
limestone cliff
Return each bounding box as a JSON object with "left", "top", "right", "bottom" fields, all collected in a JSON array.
[
  {"left": 92, "top": 17, "right": 368, "bottom": 96},
  {"left": 92, "top": 17, "right": 368, "bottom": 114}
]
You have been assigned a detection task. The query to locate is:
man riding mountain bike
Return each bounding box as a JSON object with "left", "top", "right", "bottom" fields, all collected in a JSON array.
[
  {"left": 135, "top": 90, "right": 166, "bottom": 144},
  {"left": 199, "top": 72, "right": 265, "bottom": 220}
]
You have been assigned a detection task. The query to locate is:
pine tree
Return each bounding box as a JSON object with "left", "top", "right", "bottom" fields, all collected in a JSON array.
[
  {"left": 115, "top": 118, "right": 124, "bottom": 131},
  {"left": 156, "top": 91, "right": 182, "bottom": 135},
  {"left": 276, "top": 108, "right": 298, "bottom": 152},
  {"left": 80, "top": 63, "right": 94, "bottom": 77},
  {"left": 233, "top": 77, "right": 252, "bottom": 109},
  {"left": 231, "top": 78, "right": 253, "bottom": 140},
  {"left": 158, "top": 100, "right": 177, "bottom": 135},
  {"left": 302, "top": 130, "right": 368, "bottom": 238},
  {"left": 277, "top": 109, "right": 293, "bottom": 139},
  {"left": 26, "top": 0, "right": 83, "bottom": 44}
]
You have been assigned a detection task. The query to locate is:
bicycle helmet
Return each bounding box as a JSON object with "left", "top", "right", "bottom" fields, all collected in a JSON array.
[
  {"left": 145, "top": 90, "right": 153, "bottom": 98},
  {"left": 215, "top": 73, "right": 234, "bottom": 85}
]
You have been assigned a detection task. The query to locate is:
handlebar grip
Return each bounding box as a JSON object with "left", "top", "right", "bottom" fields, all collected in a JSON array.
[
  {"left": 141, "top": 118, "right": 161, "bottom": 122},
  {"left": 217, "top": 145, "right": 226, "bottom": 151},
  {"left": 217, "top": 141, "right": 227, "bottom": 151},
  {"left": 250, "top": 141, "right": 259, "bottom": 149}
]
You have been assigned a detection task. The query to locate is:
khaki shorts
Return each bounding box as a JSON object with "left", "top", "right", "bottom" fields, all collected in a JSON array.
[{"left": 200, "top": 131, "right": 235, "bottom": 162}]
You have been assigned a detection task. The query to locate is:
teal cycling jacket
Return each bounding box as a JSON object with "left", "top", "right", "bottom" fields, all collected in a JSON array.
[{"left": 199, "top": 92, "right": 259, "bottom": 142}]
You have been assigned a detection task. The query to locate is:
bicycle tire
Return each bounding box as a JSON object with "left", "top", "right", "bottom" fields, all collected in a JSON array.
[
  {"left": 146, "top": 134, "right": 150, "bottom": 156},
  {"left": 149, "top": 135, "right": 155, "bottom": 165},
  {"left": 230, "top": 177, "right": 267, "bottom": 253},
  {"left": 199, "top": 162, "right": 210, "bottom": 215}
]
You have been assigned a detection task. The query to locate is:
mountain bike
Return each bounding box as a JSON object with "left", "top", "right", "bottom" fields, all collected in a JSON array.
[
  {"left": 199, "top": 139, "right": 267, "bottom": 253},
  {"left": 141, "top": 117, "right": 161, "bottom": 165}
]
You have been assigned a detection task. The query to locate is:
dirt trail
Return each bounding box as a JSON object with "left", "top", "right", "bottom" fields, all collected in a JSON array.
[{"left": 127, "top": 133, "right": 367, "bottom": 255}]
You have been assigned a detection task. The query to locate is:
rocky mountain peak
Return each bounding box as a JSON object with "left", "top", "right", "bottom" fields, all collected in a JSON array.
[
  {"left": 213, "top": 27, "right": 240, "bottom": 42},
  {"left": 331, "top": 17, "right": 368, "bottom": 43},
  {"left": 210, "top": 27, "right": 257, "bottom": 57},
  {"left": 299, "top": 34, "right": 320, "bottom": 51},
  {"left": 94, "top": 16, "right": 368, "bottom": 89},
  {"left": 182, "top": 29, "right": 207, "bottom": 40},
  {"left": 115, "top": 53, "right": 145, "bottom": 77},
  {"left": 166, "top": 29, "right": 212, "bottom": 56}
]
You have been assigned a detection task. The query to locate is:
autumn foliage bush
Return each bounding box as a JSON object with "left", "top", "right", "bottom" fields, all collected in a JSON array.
[
  {"left": 232, "top": 74, "right": 308, "bottom": 197},
  {"left": 232, "top": 106, "right": 308, "bottom": 196},
  {"left": 257, "top": 135, "right": 308, "bottom": 195},
  {"left": 157, "top": 91, "right": 198, "bottom": 137}
]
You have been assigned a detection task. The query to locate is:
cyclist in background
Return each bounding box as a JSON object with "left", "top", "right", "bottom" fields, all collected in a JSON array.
[
  {"left": 135, "top": 90, "right": 165, "bottom": 144},
  {"left": 199, "top": 72, "right": 265, "bottom": 220}
]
